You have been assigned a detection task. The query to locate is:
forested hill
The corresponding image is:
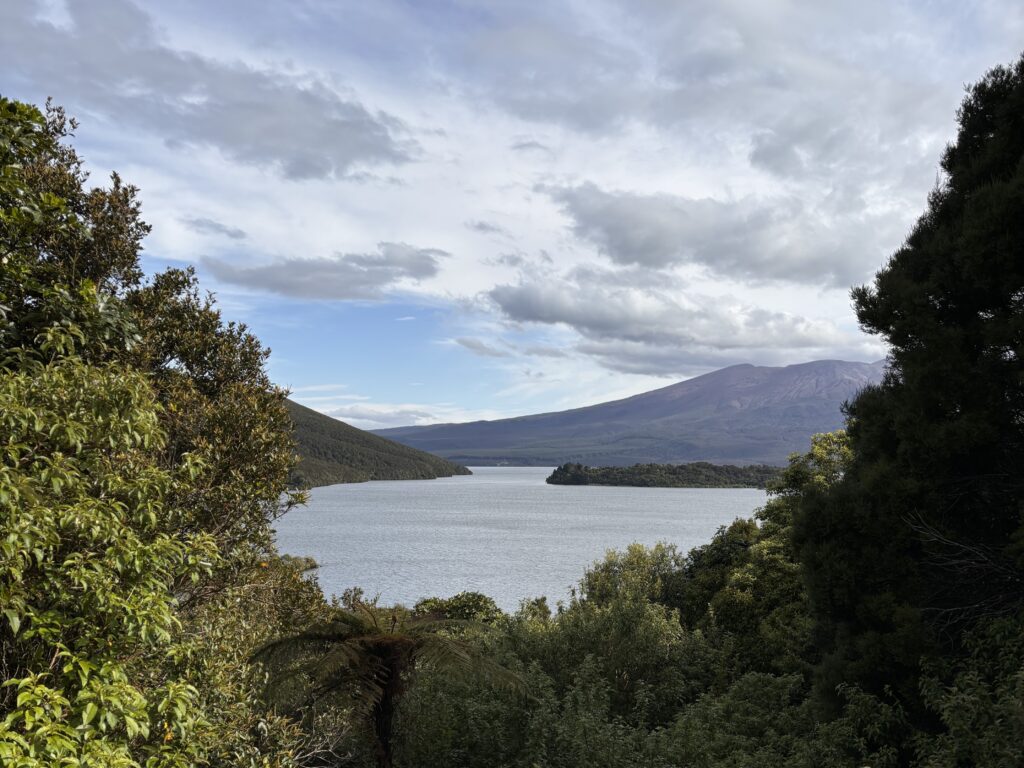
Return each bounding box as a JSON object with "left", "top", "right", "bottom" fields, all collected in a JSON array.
[
  {"left": 287, "top": 400, "right": 471, "bottom": 487},
  {"left": 546, "top": 461, "right": 781, "bottom": 488}
]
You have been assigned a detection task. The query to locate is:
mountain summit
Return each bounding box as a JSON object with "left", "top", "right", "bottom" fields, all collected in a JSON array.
[{"left": 373, "top": 359, "right": 886, "bottom": 466}]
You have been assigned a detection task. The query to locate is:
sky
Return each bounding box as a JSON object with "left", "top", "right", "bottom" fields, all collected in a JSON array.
[{"left": 3, "top": 0, "right": 1023, "bottom": 428}]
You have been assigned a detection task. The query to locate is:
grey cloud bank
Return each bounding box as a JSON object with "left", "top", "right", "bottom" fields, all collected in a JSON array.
[
  {"left": 547, "top": 182, "right": 889, "bottom": 287},
  {"left": 1, "top": 0, "right": 411, "bottom": 179}
]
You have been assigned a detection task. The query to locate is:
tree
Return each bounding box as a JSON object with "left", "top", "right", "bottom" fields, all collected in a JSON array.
[
  {"left": 256, "top": 599, "right": 521, "bottom": 768},
  {"left": 795, "top": 53, "right": 1024, "bottom": 722},
  {"left": 1, "top": 96, "right": 327, "bottom": 765},
  {"left": 0, "top": 348, "right": 217, "bottom": 766}
]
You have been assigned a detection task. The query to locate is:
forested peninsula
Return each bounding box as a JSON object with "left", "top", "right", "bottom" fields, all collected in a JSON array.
[
  {"left": 4, "top": 52, "right": 1024, "bottom": 768},
  {"left": 287, "top": 399, "right": 470, "bottom": 487},
  {"left": 547, "top": 461, "right": 780, "bottom": 488}
]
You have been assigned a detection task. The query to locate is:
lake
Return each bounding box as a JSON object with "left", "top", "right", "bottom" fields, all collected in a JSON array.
[{"left": 273, "top": 466, "right": 767, "bottom": 611}]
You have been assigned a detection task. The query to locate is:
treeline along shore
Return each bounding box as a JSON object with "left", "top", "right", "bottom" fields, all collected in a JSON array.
[{"left": 546, "top": 461, "right": 780, "bottom": 488}]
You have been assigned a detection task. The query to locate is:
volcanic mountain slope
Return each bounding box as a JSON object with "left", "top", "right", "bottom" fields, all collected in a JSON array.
[
  {"left": 287, "top": 399, "right": 471, "bottom": 488},
  {"left": 373, "top": 359, "right": 886, "bottom": 466}
]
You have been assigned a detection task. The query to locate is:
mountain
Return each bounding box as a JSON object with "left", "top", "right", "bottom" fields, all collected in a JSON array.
[
  {"left": 287, "top": 399, "right": 471, "bottom": 488},
  {"left": 373, "top": 359, "right": 886, "bottom": 466}
]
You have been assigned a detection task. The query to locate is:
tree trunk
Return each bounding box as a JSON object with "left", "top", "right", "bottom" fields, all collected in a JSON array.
[{"left": 372, "top": 673, "right": 399, "bottom": 768}]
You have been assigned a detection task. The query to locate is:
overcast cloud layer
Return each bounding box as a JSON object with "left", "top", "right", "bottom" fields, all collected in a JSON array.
[{"left": 3, "top": 0, "right": 1022, "bottom": 425}]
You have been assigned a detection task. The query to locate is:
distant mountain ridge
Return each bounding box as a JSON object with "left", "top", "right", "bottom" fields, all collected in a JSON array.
[
  {"left": 373, "top": 359, "right": 886, "bottom": 466},
  {"left": 287, "top": 400, "right": 470, "bottom": 488}
]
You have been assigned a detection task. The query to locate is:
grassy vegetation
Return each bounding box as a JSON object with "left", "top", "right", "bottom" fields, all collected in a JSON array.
[
  {"left": 547, "top": 461, "right": 781, "bottom": 488},
  {"left": 287, "top": 399, "right": 471, "bottom": 488}
]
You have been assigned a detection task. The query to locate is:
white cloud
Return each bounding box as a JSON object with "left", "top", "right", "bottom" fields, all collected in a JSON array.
[
  {"left": 4, "top": 0, "right": 1019, "bottom": 410},
  {"left": 317, "top": 402, "right": 509, "bottom": 430},
  {"left": 203, "top": 242, "right": 447, "bottom": 300}
]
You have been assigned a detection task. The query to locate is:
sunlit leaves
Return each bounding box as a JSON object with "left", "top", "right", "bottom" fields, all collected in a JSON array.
[
  {"left": 0, "top": 357, "right": 216, "bottom": 766},
  {"left": 1, "top": 94, "right": 324, "bottom": 767}
]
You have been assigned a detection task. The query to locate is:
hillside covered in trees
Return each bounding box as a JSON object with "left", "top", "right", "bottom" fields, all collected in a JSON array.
[
  {"left": 3, "top": 50, "right": 1024, "bottom": 768},
  {"left": 287, "top": 399, "right": 470, "bottom": 487},
  {"left": 547, "top": 461, "right": 780, "bottom": 488}
]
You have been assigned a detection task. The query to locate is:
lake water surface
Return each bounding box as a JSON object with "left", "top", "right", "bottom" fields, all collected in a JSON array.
[{"left": 274, "top": 466, "right": 766, "bottom": 611}]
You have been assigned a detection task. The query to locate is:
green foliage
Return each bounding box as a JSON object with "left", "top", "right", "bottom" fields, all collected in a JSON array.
[
  {"left": 914, "top": 615, "right": 1024, "bottom": 766},
  {"left": 547, "top": 461, "right": 780, "bottom": 488},
  {"left": 280, "top": 554, "right": 320, "bottom": 573},
  {"left": 659, "top": 673, "right": 834, "bottom": 768},
  {"left": 0, "top": 354, "right": 216, "bottom": 766},
  {"left": 286, "top": 399, "right": 470, "bottom": 488},
  {"left": 256, "top": 598, "right": 521, "bottom": 767},
  {"left": 413, "top": 592, "right": 502, "bottom": 623}
]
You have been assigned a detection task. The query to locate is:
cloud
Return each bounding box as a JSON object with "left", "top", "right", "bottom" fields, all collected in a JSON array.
[
  {"left": 5, "top": 0, "right": 1017, "bottom": 411},
  {"left": 509, "top": 139, "right": 551, "bottom": 153},
  {"left": 455, "top": 337, "right": 512, "bottom": 358},
  {"left": 491, "top": 276, "right": 838, "bottom": 349},
  {"left": 446, "top": 1, "right": 1016, "bottom": 149},
  {"left": 465, "top": 220, "right": 510, "bottom": 236},
  {"left": 488, "top": 267, "right": 872, "bottom": 376},
  {"left": 521, "top": 344, "right": 568, "bottom": 358},
  {"left": 547, "top": 182, "right": 896, "bottom": 287},
  {"left": 324, "top": 404, "right": 437, "bottom": 429},
  {"left": 203, "top": 242, "right": 447, "bottom": 299},
  {"left": 0, "top": 0, "right": 411, "bottom": 179},
  {"left": 293, "top": 393, "right": 371, "bottom": 403},
  {"left": 318, "top": 402, "right": 509, "bottom": 430},
  {"left": 180, "top": 216, "right": 247, "bottom": 240},
  {"left": 288, "top": 383, "right": 350, "bottom": 393},
  {"left": 488, "top": 252, "right": 527, "bottom": 268},
  {"left": 458, "top": 8, "right": 646, "bottom": 133},
  {"left": 574, "top": 339, "right": 748, "bottom": 377}
]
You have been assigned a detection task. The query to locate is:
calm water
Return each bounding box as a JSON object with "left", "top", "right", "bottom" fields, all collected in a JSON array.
[{"left": 274, "top": 466, "right": 766, "bottom": 611}]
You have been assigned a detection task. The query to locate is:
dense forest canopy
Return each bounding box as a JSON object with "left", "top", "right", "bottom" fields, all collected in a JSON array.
[{"left": 2, "top": 49, "right": 1024, "bottom": 768}]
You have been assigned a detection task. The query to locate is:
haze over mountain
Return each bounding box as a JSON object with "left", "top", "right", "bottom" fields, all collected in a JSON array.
[{"left": 373, "top": 359, "right": 886, "bottom": 466}]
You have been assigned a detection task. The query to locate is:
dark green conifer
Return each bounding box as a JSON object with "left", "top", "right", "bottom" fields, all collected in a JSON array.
[{"left": 795, "top": 54, "right": 1024, "bottom": 720}]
